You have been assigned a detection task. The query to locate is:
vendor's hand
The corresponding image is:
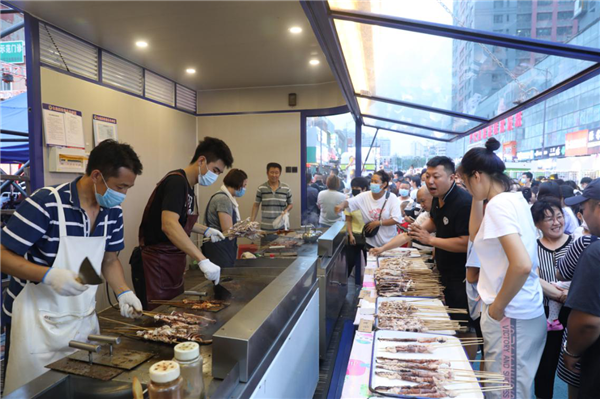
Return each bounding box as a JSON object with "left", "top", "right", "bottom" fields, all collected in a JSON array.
[
  {"left": 199, "top": 259, "right": 221, "bottom": 285},
  {"left": 563, "top": 346, "right": 581, "bottom": 374},
  {"left": 42, "top": 268, "right": 88, "bottom": 296},
  {"left": 205, "top": 228, "right": 225, "bottom": 243},
  {"left": 408, "top": 224, "right": 432, "bottom": 246},
  {"left": 488, "top": 302, "right": 505, "bottom": 322},
  {"left": 370, "top": 247, "right": 384, "bottom": 257},
  {"left": 348, "top": 233, "right": 356, "bottom": 246},
  {"left": 365, "top": 221, "right": 380, "bottom": 233},
  {"left": 117, "top": 290, "right": 143, "bottom": 319}
]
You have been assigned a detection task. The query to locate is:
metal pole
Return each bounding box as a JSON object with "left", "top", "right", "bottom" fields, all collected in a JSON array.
[
  {"left": 1, "top": 21, "right": 24, "bottom": 39},
  {"left": 362, "top": 128, "right": 379, "bottom": 174}
]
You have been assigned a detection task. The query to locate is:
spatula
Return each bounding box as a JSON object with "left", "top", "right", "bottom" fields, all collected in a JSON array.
[{"left": 77, "top": 257, "right": 104, "bottom": 285}]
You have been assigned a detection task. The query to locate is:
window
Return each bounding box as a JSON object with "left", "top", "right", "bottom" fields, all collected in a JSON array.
[
  {"left": 517, "top": 13, "right": 532, "bottom": 22},
  {"left": 492, "top": 74, "right": 499, "bottom": 82},
  {"left": 101, "top": 51, "right": 143, "bottom": 95},
  {"left": 1, "top": 80, "right": 12, "bottom": 91},
  {"left": 557, "top": 26, "right": 572, "bottom": 35},
  {"left": 494, "top": 15, "right": 503, "bottom": 23},
  {"left": 558, "top": 11, "right": 573, "bottom": 19},
  {"left": 494, "top": 0, "right": 504, "bottom": 8},
  {"left": 538, "top": 1, "right": 553, "bottom": 6},
  {"left": 537, "top": 12, "right": 552, "bottom": 21},
  {"left": 537, "top": 28, "right": 552, "bottom": 36},
  {"left": 517, "top": 28, "right": 531, "bottom": 36}
]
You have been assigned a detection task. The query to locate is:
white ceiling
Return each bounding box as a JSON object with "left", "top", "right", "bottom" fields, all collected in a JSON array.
[{"left": 12, "top": 0, "right": 335, "bottom": 90}]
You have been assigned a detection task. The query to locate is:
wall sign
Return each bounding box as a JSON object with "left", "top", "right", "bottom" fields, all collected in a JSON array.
[
  {"left": 92, "top": 114, "right": 118, "bottom": 146},
  {"left": 42, "top": 104, "right": 85, "bottom": 149},
  {"left": 565, "top": 129, "right": 589, "bottom": 157},
  {"left": 0, "top": 41, "right": 24, "bottom": 64},
  {"left": 469, "top": 111, "right": 523, "bottom": 144},
  {"left": 587, "top": 127, "right": 600, "bottom": 154},
  {"left": 502, "top": 141, "right": 517, "bottom": 162}
]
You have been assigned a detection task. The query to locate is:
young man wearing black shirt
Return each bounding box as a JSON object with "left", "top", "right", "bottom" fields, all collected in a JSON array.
[
  {"left": 562, "top": 179, "right": 600, "bottom": 397},
  {"left": 135, "top": 137, "right": 233, "bottom": 308},
  {"left": 409, "top": 157, "right": 477, "bottom": 354}
]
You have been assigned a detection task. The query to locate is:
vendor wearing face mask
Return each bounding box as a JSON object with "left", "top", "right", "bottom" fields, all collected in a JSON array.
[
  {"left": 2, "top": 140, "right": 143, "bottom": 393},
  {"left": 134, "top": 137, "right": 233, "bottom": 309},
  {"left": 202, "top": 169, "right": 248, "bottom": 268}
]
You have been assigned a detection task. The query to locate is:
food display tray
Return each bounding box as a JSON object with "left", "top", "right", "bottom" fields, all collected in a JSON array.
[
  {"left": 369, "top": 330, "right": 483, "bottom": 399},
  {"left": 375, "top": 297, "right": 456, "bottom": 336}
]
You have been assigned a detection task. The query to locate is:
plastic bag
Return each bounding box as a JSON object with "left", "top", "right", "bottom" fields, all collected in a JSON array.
[{"left": 272, "top": 212, "right": 290, "bottom": 230}]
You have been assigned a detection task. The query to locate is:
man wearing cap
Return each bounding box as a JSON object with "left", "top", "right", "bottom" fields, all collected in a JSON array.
[{"left": 562, "top": 178, "right": 600, "bottom": 396}]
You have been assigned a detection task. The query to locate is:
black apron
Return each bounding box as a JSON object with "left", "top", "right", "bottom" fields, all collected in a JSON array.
[{"left": 202, "top": 192, "right": 238, "bottom": 268}]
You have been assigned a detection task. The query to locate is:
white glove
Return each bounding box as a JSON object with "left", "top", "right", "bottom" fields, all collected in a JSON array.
[
  {"left": 205, "top": 227, "right": 225, "bottom": 243},
  {"left": 199, "top": 259, "right": 221, "bottom": 285},
  {"left": 42, "top": 268, "right": 88, "bottom": 296},
  {"left": 117, "top": 290, "right": 143, "bottom": 319}
]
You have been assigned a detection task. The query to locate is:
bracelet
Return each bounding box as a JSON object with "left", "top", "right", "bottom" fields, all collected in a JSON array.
[{"left": 563, "top": 341, "right": 582, "bottom": 358}]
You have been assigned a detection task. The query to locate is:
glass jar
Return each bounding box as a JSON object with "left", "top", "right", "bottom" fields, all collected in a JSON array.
[
  {"left": 148, "top": 360, "right": 184, "bottom": 399},
  {"left": 173, "top": 342, "right": 204, "bottom": 399}
]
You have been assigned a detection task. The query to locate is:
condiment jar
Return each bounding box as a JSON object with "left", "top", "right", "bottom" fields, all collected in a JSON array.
[
  {"left": 149, "top": 360, "right": 183, "bottom": 399},
  {"left": 173, "top": 342, "right": 205, "bottom": 399}
]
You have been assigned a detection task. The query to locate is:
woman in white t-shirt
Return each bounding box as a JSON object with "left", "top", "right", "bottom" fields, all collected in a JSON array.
[
  {"left": 317, "top": 175, "right": 346, "bottom": 227},
  {"left": 335, "top": 170, "right": 401, "bottom": 248},
  {"left": 458, "top": 138, "right": 546, "bottom": 399}
]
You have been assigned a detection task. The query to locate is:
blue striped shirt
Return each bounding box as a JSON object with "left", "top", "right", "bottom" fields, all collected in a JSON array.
[
  {"left": 1, "top": 177, "right": 125, "bottom": 324},
  {"left": 255, "top": 181, "right": 292, "bottom": 231}
]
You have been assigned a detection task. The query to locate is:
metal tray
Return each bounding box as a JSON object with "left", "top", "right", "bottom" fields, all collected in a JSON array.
[
  {"left": 375, "top": 297, "right": 456, "bottom": 336},
  {"left": 369, "top": 330, "right": 483, "bottom": 399}
]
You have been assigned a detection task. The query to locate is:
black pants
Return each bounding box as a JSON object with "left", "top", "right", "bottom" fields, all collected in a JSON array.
[
  {"left": 346, "top": 242, "right": 367, "bottom": 285},
  {"left": 534, "top": 306, "right": 570, "bottom": 399}
]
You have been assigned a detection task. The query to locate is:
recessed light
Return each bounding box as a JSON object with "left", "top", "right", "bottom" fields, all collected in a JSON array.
[
  {"left": 289, "top": 26, "right": 303, "bottom": 34},
  {"left": 309, "top": 59, "right": 320, "bottom": 66},
  {"left": 186, "top": 68, "right": 196, "bottom": 74},
  {"left": 135, "top": 41, "right": 148, "bottom": 48}
]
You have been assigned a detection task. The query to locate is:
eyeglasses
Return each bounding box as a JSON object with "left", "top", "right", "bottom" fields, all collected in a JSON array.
[{"left": 543, "top": 214, "right": 564, "bottom": 224}]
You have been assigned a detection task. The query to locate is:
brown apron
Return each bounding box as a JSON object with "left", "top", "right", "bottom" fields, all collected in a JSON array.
[{"left": 139, "top": 171, "right": 198, "bottom": 310}]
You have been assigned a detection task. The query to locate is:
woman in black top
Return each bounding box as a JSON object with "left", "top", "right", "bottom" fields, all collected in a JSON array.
[{"left": 532, "top": 198, "right": 572, "bottom": 399}]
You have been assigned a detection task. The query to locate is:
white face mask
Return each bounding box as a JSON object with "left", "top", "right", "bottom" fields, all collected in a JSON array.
[{"left": 198, "top": 160, "right": 218, "bottom": 186}]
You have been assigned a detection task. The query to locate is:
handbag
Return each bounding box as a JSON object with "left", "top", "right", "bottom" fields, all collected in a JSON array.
[{"left": 362, "top": 191, "right": 390, "bottom": 239}]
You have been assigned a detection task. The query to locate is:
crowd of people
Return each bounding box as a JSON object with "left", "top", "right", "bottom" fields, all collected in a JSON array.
[{"left": 305, "top": 138, "right": 600, "bottom": 399}]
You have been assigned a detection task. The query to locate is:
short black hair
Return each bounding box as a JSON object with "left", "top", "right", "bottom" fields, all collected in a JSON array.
[
  {"left": 410, "top": 175, "right": 421, "bottom": 187},
  {"left": 394, "top": 171, "right": 404, "bottom": 179},
  {"left": 331, "top": 168, "right": 340, "bottom": 176},
  {"left": 351, "top": 177, "right": 369, "bottom": 191},
  {"left": 531, "top": 197, "right": 563, "bottom": 225},
  {"left": 86, "top": 139, "right": 143, "bottom": 178},
  {"left": 190, "top": 136, "right": 233, "bottom": 168},
  {"left": 560, "top": 184, "right": 575, "bottom": 199},
  {"left": 521, "top": 188, "right": 532, "bottom": 203},
  {"left": 427, "top": 156, "right": 455, "bottom": 175},
  {"left": 457, "top": 138, "right": 512, "bottom": 191},
  {"left": 565, "top": 180, "right": 580, "bottom": 191},
  {"left": 373, "top": 169, "right": 391, "bottom": 189},
  {"left": 306, "top": 172, "right": 313, "bottom": 185},
  {"left": 267, "top": 162, "right": 282, "bottom": 172},
  {"left": 223, "top": 169, "right": 248, "bottom": 190},
  {"left": 538, "top": 181, "right": 562, "bottom": 201},
  {"left": 581, "top": 177, "right": 593, "bottom": 185},
  {"left": 522, "top": 172, "right": 533, "bottom": 180}
]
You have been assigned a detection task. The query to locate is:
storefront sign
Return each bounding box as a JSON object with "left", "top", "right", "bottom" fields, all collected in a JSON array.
[
  {"left": 547, "top": 145, "right": 565, "bottom": 158},
  {"left": 469, "top": 112, "right": 523, "bottom": 144},
  {"left": 0, "top": 41, "right": 24, "bottom": 64},
  {"left": 534, "top": 148, "right": 548, "bottom": 160},
  {"left": 502, "top": 141, "right": 517, "bottom": 162},
  {"left": 587, "top": 127, "right": 600, "bottom": 154},
  {"left": 516, "top": 149, "right": 534, "bottom": 162},
  {"left": 565, "top": 129, "right": 589, "bottom": 157}
]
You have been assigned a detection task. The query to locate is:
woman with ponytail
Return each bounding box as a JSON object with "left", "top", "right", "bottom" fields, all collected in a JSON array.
[{"left": 458, "top": 138, "right": 546, "bottom": 399}]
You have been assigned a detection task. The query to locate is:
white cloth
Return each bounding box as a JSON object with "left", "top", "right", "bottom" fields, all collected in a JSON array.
[
  {"left": 220, "top": 184, "right": 241, "bottom": 222},
  {"left": 347, "top": 191, "right": 401, "bottom": 248},
  {"left": 563, "top": 206, "right": 579, "bottom": 235},
  {"left": 473, "top": 192, "right": 544, "bottom": 319},
  {"left": 465, "top": 240, "right": 482, "bottom": 320},
  {"left": 317, "top": 189, "right": 346, "bottom": 226},
  {"left": 410, "top": 189, "right": 418, "bottom": 201},
  {"left": 5, "top": 184, "right": 105, "bottom": 394}
]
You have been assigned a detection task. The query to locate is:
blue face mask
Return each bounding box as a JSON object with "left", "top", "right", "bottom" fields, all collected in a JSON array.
[
  {"left": 399, "top": 189, "right": 410, "bottom": 197},
  {"left": 198, "top": 161, "right": 218, "bottom": 186},
  {"left": 95, "top": 174, "right": 126, "bottom": 208},
  {"left": 370, "top": 183, "right": 382, "bottom": 194},
  {"left": 234, "top": 187, "right": 246, "bottom": 197}
]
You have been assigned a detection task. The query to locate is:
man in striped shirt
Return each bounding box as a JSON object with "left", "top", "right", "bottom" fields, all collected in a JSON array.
[
  {"left": 251, "top": 163, "right": 293, "bottom": 235},
  {"left": 1, "top": 140, "right": 144, "bottom": 391}
]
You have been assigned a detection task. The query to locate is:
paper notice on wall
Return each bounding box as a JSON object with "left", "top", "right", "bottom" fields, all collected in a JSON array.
[
  {"left": 42, "top": 104, "right": 85, "bottom": 148},
  {"left": 92, "top": 114, "right": 118, "bottom": 146}
]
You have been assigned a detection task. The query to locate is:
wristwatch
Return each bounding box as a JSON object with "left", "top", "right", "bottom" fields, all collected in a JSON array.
[{"left": 563, "top": 340, "right": 582, "bottom": 358}]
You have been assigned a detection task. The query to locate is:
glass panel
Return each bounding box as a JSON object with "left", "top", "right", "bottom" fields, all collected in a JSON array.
[
  {"left": 335, "top": 19, "right": 594, "bottom": 119},
  {"left": 358, "top": 97, "right": 479, "bottom": 133},
  {"left": 364, "top": 117, "right": 455, "bottom": 141},
  {"left": 361, "top": 126, "right": 433, "bottom": 178},
  {"left": 329, "top": 0, "right": 600, "bottom": 46},
  {"left": 304, "top": 112, "right": 356, "bottom": 224}
]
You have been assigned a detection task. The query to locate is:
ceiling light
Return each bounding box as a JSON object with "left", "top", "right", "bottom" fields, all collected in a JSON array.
[
  {"left": 186, "top": 68, "right": 196, "bottom": 74},
  {"left": 289, "top": 26, "right": 303, "bottom": 34},
  {"left": 135, "top": 41, "right": 148, "bottom": 48},
  {"left": 309, "top": 59, "right": 320, "bottom": 66}
]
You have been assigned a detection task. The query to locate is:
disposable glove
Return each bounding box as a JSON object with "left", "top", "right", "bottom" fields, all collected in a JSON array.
[
  {"left": 117, "top": 290, "right": 143, "bottom": 318},
  {"left": 199, "top": 259, "right": 221, "bottom": 285},
  {"left": 205, "top": 227, "right": 225, "bottom": 243},
  {"left": 42, "top": 268, "right": 88, "bottom": 296}
]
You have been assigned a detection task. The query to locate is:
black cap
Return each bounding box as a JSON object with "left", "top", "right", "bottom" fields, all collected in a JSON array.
[{"left": 565, "top": 178, "right": 600, "bottom": 206}]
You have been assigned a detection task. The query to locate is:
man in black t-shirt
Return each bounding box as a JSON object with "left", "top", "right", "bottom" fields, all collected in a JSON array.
[
  {"left": 135, "top": 137, "right": 234, "bottom": 308},
  {"left": 562, "top": 179, "right": 600, "bottom": 397}
]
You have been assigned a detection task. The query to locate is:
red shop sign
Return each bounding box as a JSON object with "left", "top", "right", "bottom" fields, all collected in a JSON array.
[{"left": 469, "top": 111, "right": 523, "bottom": 144}]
